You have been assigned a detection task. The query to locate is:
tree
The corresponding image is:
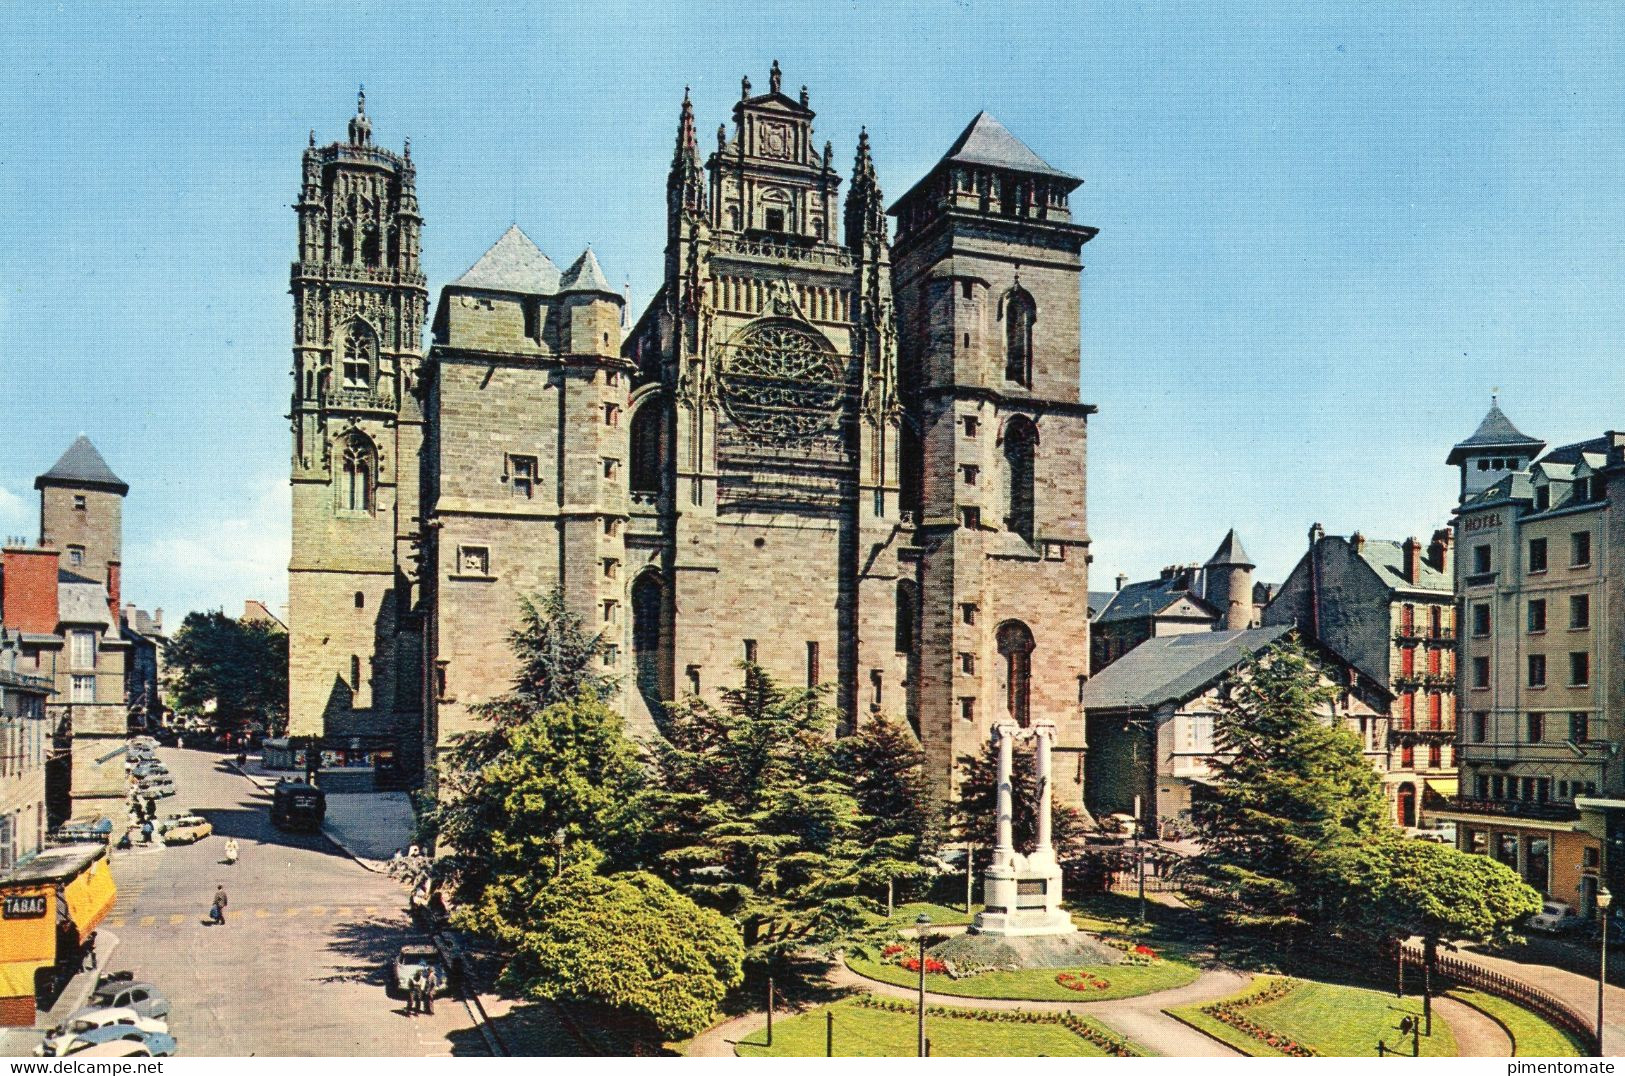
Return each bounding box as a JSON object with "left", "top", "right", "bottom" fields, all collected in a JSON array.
[
  {"left": 949, "top": 737, "right": 1092, "bottom": 858},
  {"left": 1190, "top": 636, "right": 1390, "bottom": 931},
  {"left": 162, "top": 611, "right": 288, "bottom": 736},
  {"left": 426, "top": 589, "right": 641, "bottom": 902},
  {"left": 455, "top": 854, "right": 743, "bottom": 1040},
  {"left": 635, "top": 663, "right": 875, "bottom": 964},
  {"left": 835, "top": 714, "right": 938, "bottom": 854},
  {"left": 1343, "top": 837, "right": 1542, "bottom": 1030}
]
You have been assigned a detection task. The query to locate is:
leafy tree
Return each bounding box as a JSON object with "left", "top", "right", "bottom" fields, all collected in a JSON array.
[
  {"left": 635, "top": 664, "right": 876, "bottom": 963},
  {"left": 163, "top": 611, "right": 288, "bottom": 736},
  {"left": 1340, "top": 837, "right": 1542, "bottom": 1029},
  {"left": 949, "top": 737, "right": 1092, "bottom": 857},
  {"left": 1190, "top": 636, "right": 1390, "bottom": 931},
  {"left": 432, "top": 694, "right": 646, "bottom": 903},
  {"left": 455, "top": 853, "right": 743, "bottom": 1040}
]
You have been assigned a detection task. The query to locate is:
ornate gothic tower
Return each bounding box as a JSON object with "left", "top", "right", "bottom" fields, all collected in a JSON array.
[
  {"left": 287, "top": 91, "right": 427, "bottom": 766},
  {"left": 890, "top": 113, "right": 1096, "bottom": 799},
  {"left": 623, "top": 64, "right": 908, "bottom": 733}
]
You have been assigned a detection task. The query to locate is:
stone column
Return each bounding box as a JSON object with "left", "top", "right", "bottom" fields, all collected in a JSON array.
[
  {"left": 1033, "top": 721, "right": 1055, "bottom": 857},
  {"left": 993, "top": 722, "right": 1017, "bottom": 867}
]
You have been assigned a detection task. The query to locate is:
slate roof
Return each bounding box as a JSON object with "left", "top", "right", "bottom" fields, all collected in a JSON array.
[
  {"left": 1087, "top": 591, "right": 1117, "bottom": 618},
  {"left": 1356, "top": 539, "right": 1451, "bottom": 595},
  {"left": 35, "top": 436, "right": 127, "bottom": 495},
  {"left": 1460, "top": 471, "right": 1533, "bottom": 511},
  {"left": 1094, "top": 574, "right": 1220, "bottom": 626},
  {"left": 1083, "top": 624, "right": 1292, "bottom": 710},
  {"left": 1205, "top": 529, "right": 1253, "bottom": 568},
  {"left": 1539, "top": 436, "right": 1611, "bottom": 468},
  {"left": 125, "top": 608, "right": 163, "bottom": 636},
  {"left": 1447, "top": 403, "right": 1545, "bottom": 465},
  {"left": 57, "top": 580, "right": 112, "bottom": 629},
  {"left": 559, "top": 247, "right": 615, "bottom": 295},
  {"left": 938, "top": 112, "right": 1078, "bottom": 182},
  {"left": 453, "top": 225, "right": 561, "bottom": 294}
]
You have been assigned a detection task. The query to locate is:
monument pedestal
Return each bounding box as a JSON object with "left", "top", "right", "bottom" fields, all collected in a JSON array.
[{"left": 967, "top": 721, "right": 1075, "bottom": 938}]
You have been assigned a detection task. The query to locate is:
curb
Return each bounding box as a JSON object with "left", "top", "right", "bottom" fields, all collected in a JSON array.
[
  {"left": 1160, "top": 1006, "right": 1254, "bottom": 1057},
  {"left": 226, "top": 760, "right": 391, "bottom": 875},
  {"left": 46, "top": 929, "right": 124, "bottom": 1027}
]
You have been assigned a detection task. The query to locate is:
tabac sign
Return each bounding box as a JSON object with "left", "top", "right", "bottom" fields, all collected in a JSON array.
[{"left": 2, "top": 895, "right": 47, "bottom": 920}]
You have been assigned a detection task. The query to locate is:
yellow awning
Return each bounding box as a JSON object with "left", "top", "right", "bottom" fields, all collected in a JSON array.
[
  {"left": 1425, "top": 778, "right": 1459, "bottom": 798},
  {"left": 0, "top": 884, "right": 58, "bottom": 997},
  {"left": 62, "top": 857, "right": 115, "bottom": 937}
]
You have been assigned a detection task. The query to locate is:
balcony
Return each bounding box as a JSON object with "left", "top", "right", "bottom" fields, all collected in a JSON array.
[
  {"left": 1390, "top": 725, "right": 1456, "bottom": 744},
  {"left": 1395, "top": 628, "right": 1422, "bottom": 645},
  {"left": 1441, "top": 797, "right": 1580, "bottom": 823},
  {"left": 1425, "top": 628, "right": 1456, "bottom": 647},
  {"left": 1465, "top": 571, "right": 1497, "bottom": 588},
  {"left": 324, "top": 386, "right": 397, "bottom": 413}
]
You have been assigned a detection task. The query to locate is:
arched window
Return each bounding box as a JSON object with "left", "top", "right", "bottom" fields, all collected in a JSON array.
[
  {"left": 361, "top": 223, "right": 381, "bottom": 267},
  {"left": 343, "top": 324, "right": 373, "bottom": 389},
  {"left": 387, "top": 225, "right": 400, "bottom": 268},
  {"left": 630, "top": 403, "right": 663, "bottom": 495},
  {"left": 350, "top": 654, "right": 362, "bottom": 693},
  {"left": 997, "top": 620, "right": 1036, "bottom": 727},
  {"left": 631, "top": 572, "right": 669, "bottom": 729},
  {"left": 895, "top": 580, "right": 917, "bottom": 653},
  {"left": 1004, "top": 288, "right": 1035, "bottom": 386},
  {"left": 341, "top": 436, "right": 374, "bottom": 513},
  {"left": 1003, "top": 417, "right": 1037, "bottom": 545},
  {"left": 338, "top": 221, "right": 355, "bottom": 266}
]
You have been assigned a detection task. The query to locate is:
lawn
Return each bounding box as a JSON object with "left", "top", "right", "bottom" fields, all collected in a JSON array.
[
  {"left": 867, "top": 900, "right": 982, "bottom": 928},
  {"left": 1448, "top": 989, "right": 1585, "bottom": 1058},
  {"left": 734, "top": 998, "right": 1136, "bottom": 1057},
  {"left": 845, "top": 950, "right": 1200, "bottom": 1002},
  {"left": 1169, "top": 976, "right": 1458, "bottom": 1057}
]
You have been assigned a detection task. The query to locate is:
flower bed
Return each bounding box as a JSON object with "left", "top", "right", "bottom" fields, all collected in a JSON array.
[
  {"left": 1196, "top": 978, "right": 1316, "bottom": 1058},
  {"left": 853, "top": 995, "right": 1138, "bottom": 1057},
  {"left": 1055, "top": 971, "right": 1112, "bottom": 993},
  {"left": 1100, "top": 937, "right": 1162, "bottom": 965}
]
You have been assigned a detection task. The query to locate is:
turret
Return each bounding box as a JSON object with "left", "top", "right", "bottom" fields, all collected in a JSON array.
[
  {"left": 1203, "top": 529, "right": 1256, "bottom": 632},
  {"left": 1447, "top": 398, "right": 1544, "bottom": 502}
]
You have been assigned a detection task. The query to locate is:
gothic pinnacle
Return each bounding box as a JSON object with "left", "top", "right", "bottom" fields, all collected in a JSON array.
[
  {"left": 800, "top": 85, "right": 810, "bottom": 109},
  {"left": 770, "top": 59, "right": 782, "bottom": 96}
]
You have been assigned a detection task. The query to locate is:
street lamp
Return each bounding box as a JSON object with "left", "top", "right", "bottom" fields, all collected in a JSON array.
[
  {"left": 1598, "top": 886, "right": 1612, "bottom": 1057},
  {"left": 915, "top": 912, "right": 931, "bottom": 1057}
]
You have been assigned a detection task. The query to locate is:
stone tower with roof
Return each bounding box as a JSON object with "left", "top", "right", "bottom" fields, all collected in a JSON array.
[
  {"left": 1447, "top": 399, "right": 1546, "bottom": 503},
  {"left": 287, "top": 92, "right": 428, "bottom": 766},
  {"left": 418, "top": 226, "right": 627, "bottom": 773},
  {"left": 36, "top": 436, "right": 127, "bottom": 607},
  {"left": 621, "top": 63, "right": 908, "bottom": 740},
  {"left": 889, "top": 111, "right": 1096, "bottom": 797},
  {"left": 1203, "top": 528, "right": 1255, "bottom": 632}
]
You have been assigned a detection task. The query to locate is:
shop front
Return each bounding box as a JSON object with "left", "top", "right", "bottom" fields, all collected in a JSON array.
[{"left": 0, "top": 844, "right": 116, "bottom": 1025}]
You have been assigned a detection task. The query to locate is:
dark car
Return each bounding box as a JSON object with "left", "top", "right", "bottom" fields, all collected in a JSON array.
[{"left": 270, "top": 781, "right": 326, "bottom": 832}]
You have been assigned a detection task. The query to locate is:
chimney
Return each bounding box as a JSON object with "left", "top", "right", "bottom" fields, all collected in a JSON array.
[
  {"left": 1427, "top": 528, "right": 1453, "bottom": 575},
  {"left": 1114, "top": 572, "right": 1127, "bottom": 592},
  {"left": 1351, "top": 531, "right": 1366, "bottom": 553},
  {"left": 1308, "top": 521, "right": 1324, "bottom": 549},
  {"left": 1, "top": 546, "right": 61, "bottom": 634},
  {"left": 106, "top": 561, "right": 121, "bottom": 615},
  {"left": 1402, "top": 537, "right": 1422, "bottom": 584},
  {"left": 154, "top": 608, "right": 162, "bottom": 631}
]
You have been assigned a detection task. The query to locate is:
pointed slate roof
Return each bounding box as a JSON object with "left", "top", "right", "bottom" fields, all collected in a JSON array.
[
  {"left": 1205, "top": 529, "right": 1254, "bottom": 568},
  {"left": 35, "top": 436, "right": 127, "bottom": 495},
  {"left": 1447, "top": 402, "right": 1545, "bottom": 465},
  {"left": 559, "top": 247, "right": 616, "bottom": 296},
  {"left": 939, "top": 112, "right": 1078, "bottom": 182},
  {"left": 453, "top": 225, "right": 560, "bottom": 295}
]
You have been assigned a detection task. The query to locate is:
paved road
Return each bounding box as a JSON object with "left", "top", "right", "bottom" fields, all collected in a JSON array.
[{"left": 98, "top": 747, "right": 483, "bottom": 1057}]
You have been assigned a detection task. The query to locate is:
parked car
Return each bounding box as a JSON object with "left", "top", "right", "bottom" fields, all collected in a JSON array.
[
  {"left": 1528, "top": 900, "right": 1588, "bottom": 935},
  {"left": 50, "top": 816, "right": 114, "bottom": 844},
  {"left": 129, "top": 736, "right": 158, "bottom": 750},
  {"left": 271, "top": 781, "right": 325, "bottom": 832},
  {"left": 160, "top": 816, "right": 212, "bottom": 845},
  {"left": 136, "top": 777, "right": 176, "bottom": 798},
  {"left": 130, "top": 762, "right": 169, "bottom": 780},
  {"left": 387, "top": 945, "right": 449, "bottom": 999},
  {"left": 39, "top": 1009, "right": 167, "bottom": 1055},
  {"left": 45, "top": 1025, "right": 176, "bottom": 1058},
  {"left": 84, "top": 980, "right": 169, "bottom": 1022}
]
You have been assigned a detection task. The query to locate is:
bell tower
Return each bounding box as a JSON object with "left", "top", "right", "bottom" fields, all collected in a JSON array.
[
  {"left": 288, "top": 90, "right": 428, "bottom": 765},
  {"left": 891, "top": 112, "right": 1097, "bottom": 799}
]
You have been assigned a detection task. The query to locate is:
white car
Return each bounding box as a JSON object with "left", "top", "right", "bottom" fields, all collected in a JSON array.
[
  {"left": 37, "top": 1008, "right": 167, "bottom": 1055},
  {"left": 1528, "top": 900, "right": 1587, "bottom": 935}
]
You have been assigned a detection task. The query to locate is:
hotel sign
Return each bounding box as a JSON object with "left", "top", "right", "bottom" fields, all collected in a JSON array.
[{"left": 1463, "top": 513, "right": 1502, "bottom": 533}]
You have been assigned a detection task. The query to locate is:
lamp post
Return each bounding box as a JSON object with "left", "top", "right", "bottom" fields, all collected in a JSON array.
[
  {"left": 553, "top": 827, "right": 566, "bottom": 877},
  {"left": 1598, "top": 886, "right": 1613, "bottom": 1057},
  {"left": 915, "top": 912, "right": 931, "bottom": 1057}
]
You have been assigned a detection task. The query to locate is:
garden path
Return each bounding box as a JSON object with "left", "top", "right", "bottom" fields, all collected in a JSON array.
[{"left": 1432, "top": 996, "right": 1512, "bottom": 1057}]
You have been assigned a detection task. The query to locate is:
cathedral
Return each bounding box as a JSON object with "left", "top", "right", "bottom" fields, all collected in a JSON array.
[{"left": 286, "top": 66, "right": 1097, "bottom": 802}]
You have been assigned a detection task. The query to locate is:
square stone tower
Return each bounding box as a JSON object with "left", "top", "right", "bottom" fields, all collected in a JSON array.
[
  {"left": 287, "top": 92, "right": 428, "bottom": 770},
  {"left": 889, "top": 113, "right": 1097, "bottom": 799}
]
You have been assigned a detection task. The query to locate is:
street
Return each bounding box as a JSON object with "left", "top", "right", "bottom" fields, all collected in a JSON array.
[{"left": 97, "top": 747, "right": 484, "bottom": 1056}]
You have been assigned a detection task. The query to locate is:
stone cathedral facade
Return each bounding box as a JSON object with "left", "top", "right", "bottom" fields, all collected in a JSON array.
[{"left": 288, "top": 67, "right": 1096, "bottom": 802}]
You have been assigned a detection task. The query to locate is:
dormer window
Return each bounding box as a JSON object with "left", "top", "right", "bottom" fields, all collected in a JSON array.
[{"left": 1534, "top": 484, "right": 1550, "bottom": 511}]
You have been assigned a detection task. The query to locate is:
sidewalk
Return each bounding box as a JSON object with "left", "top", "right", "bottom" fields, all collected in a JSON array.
[
  {"left": 0, "top": 930, "right": 122, "bottom": 1056},
  {"left": 230, "top": 755, "right": 416, "bottom": 873},
  {"left": 1453, "top": 943, "right": 1625, "bottom": 1051}
]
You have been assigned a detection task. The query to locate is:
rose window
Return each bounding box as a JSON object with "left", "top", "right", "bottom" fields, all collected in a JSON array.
[{"left": 718, "top": 320, "right": 845, "bottom": 443}]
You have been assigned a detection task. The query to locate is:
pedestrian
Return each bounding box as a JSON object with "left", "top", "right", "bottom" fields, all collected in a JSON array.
[
  {"left": 422, "top": 965, "right": 437, "bottom": 1015},
  {"left": 211, "top": 885, "right": 228, "bottom": 925},
  {"left": 141, "top": 819, "right": 153, "bottom": 845},
  {"left": 224, "top": 838, "right": 239, "bottom": 866},
  {"left": 80, "top": 931, "right": 98, "bottom": 972},
  {"left": 406, "top": 971, "right": 421, "bottom": 1015}
]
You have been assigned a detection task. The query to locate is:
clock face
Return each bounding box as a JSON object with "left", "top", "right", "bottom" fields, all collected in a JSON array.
[
  {"left": 719, "top": 319, "right": 845, "bottom": 444},
  {"left": 759, "top": 121, "right": 792, "bottom": 160}
]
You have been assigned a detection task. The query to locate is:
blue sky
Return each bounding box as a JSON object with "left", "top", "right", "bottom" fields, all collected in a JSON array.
[{"left": 2, "top": 2, "right": 1623, "bottom": 623}]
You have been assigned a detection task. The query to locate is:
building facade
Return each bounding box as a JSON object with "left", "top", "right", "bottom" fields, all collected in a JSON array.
[
  {"left": 296, "top": 69, "right": 1098, "bottom": 802},
  {"left": 1434, "top": 403, "right": 1621, "bottom": 912},
  {"left": 1263, "top": 526, "right": 1458, "bottom": 828},
  {"left": 0, "top": 631, "right": 51, "bottom": 869},
  {"left": 285, "top": 92, "right": 427, "bottom": 775},
  {"left": 0, "top": 438, "right": 133, "bottom": 822}
]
